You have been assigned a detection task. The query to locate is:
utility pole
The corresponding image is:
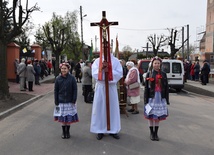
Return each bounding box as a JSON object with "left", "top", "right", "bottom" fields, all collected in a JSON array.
[
  {"left": 95, "top": 35, "right": 98, "bottom": 52},
  {"left": 182, "top": 26, "right": 184, "bottom": 60},
  {"left": 111, "top": 39, "right": 113, "bottom": 53},
  {"left": 80, "top": 6, "right": 87, "bottom": 60},
  {"left": 187, "top": 24, "right": 189, "bottom": 61}
]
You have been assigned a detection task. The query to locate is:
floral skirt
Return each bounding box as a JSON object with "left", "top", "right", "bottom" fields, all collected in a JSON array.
[
  {"left": 54, "top": 103, "right": 79, "bottom": 124},
  {"left": 144, "top": 92, "right": 168, "bottom": 121}
]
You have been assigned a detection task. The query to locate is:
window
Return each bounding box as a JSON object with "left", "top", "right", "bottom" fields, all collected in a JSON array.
[
  {"left": 162, "top": 62, "right": 170, "bottom": 73},
  {"left": 140, "top": 61, "right": 150, "bottom": 73},
  {"left": 172, "top": 63, "right": 182, "bottom": 73}
]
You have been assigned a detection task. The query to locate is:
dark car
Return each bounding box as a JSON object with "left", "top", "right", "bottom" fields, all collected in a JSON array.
[{"left": 138, "top": 59, "right": 151, "bottom": 85}]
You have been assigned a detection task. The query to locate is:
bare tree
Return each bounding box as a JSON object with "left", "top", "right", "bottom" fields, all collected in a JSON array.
[
  {"left": 168, "top": 29, "right": 187, "bottom": 59},
  {"left": 0, "top": 0, "right": 39, "bottom": 99},
  {"left": 148, "top": 34, "right": 167, "bottom": 56}
]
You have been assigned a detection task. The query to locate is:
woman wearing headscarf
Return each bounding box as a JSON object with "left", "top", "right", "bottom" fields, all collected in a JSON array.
[{"left": 124, "top": 61, "right": 140, "bottom": 114}]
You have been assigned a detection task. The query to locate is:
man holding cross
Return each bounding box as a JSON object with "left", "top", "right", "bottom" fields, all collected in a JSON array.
[
  {"left": 90, "top": 11, "right": 123, "bottom": 140},
  {"left": 90, "top": 53, "right": 123, "bottom": 140}
]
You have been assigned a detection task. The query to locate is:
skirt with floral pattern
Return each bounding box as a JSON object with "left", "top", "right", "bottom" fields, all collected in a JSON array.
[
  {"left": 144, "top": 92, "right": 168, "bottom": 121},
  {"left": 54, "top": 103, "right": 79, "bottom": 124}
]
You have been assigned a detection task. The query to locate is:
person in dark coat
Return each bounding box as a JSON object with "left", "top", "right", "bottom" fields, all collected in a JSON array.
[
  {"left": 34, "top": 60, "right": 41, "bottom": 85},
  {"left": 75, "top": 59, "right": 83, "bottom": 82},
  {"left": 52, "top": 57, "right": 56, "bottom": 74},
  {"left": 194, "top": 61, "right": 200, "bottom": 81},
  {"left": 54, "top": 62, "right": 78, "bottom": 139},
  {"left": 200, "top": 60, "right": 210, "bottom": 85},
  {"left": 144, "top": 56, "right": 170, "bottom": 141},
  {"left": 68, "top": 59, "right": 75, "bottom": 75},
  {"left": 184, "top": 59, "right": 190, "bottom": 82},
  {"left": 39, "top": 60, "right": 45, "bottom": 79}
]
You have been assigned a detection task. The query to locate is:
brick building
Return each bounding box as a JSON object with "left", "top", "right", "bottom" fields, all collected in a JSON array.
[{"left": 199, "top": 0, "right": 214, "bottom": 67}]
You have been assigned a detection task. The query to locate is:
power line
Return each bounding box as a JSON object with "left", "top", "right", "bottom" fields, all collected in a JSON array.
[
  {"left": 84, "top": 17, "right": 184, "bottom": 32},
  {"left": 112, "top": 27, "right": 168, "bottom": 31}
]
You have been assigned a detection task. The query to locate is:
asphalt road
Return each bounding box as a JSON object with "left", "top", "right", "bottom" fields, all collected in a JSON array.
[{"left": 0, "top": 83, "right": 213, "bottom": 155}]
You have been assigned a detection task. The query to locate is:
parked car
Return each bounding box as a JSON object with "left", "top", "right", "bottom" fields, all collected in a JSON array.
[
  {"left": 138, "top": 59, "right": 151, "bottom": 85},
  {"left": 162, "top": 59, "right": 184, "bottom": 92}
]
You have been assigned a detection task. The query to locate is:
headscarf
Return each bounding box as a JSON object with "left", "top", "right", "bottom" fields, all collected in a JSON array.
[
  {"left": 126, "top": 61, "right": 134, "bottom": 67},
  {"left": 125, "top": 61, "right": 140, "bottom": 84}
]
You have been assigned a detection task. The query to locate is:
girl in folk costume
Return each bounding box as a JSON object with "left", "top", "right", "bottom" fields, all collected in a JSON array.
[
  {"left": 144, "top": 56, "right": 170, "bottom": 141},
  {"left": 54, "top": 62, "right": 79, "bottom": 139}
]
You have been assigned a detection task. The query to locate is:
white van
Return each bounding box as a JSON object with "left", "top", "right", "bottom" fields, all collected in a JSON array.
[{"left": 162, "top": 59, "right": 184, "bottom": 92}]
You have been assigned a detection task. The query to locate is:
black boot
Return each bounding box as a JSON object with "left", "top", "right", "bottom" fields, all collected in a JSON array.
[
  {"left": 61, "top": 126, "right": 66, "bottom": 139},
  {"left": 149, "top": 126, "right": 155, "bottom": 141},
  {"left": 154, "top": 126, "right": 159, "bottom": 141},
  {"left": 66, "top": 125, "right": 70, "bottom": 139}
]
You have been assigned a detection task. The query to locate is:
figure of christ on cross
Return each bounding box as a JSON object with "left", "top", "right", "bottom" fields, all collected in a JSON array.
[{"left": 90, "top": 11, "right": 123, "bottom": 140}]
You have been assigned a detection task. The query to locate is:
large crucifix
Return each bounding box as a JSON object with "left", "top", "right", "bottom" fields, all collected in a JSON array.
[{"left": 91, "top": 11, "right": 118, "bottom": 131}]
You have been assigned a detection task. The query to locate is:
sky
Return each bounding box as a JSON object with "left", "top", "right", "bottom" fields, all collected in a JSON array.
[{"left": 25, "top": 0, "right": 207, "bottom": 53}]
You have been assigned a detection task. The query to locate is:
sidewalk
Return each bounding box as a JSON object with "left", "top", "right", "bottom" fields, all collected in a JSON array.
[
  {"left": 9, "top": 74, "right": 54, "bottom": 96},
  {"left": 184, "top": 78, "right": 214, "bottom": 97},
  {"left": 0, "top": 74, "right": 55, "bottom": 120}
]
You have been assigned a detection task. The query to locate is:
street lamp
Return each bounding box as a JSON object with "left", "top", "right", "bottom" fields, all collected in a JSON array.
[{"left": 80, "top": 6, "right": 87, "bottom": 60}]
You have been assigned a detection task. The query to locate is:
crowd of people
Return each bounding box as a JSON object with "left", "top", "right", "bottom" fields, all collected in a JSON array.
[
  {"left": 184, "top": 59, "right": 211, "bottom": 85},
  {"left": 14, "top": 55, "right": 212, "bottom": 142},
  {"left": 14, "top": 58, "right": 53, "bottom": 92}
]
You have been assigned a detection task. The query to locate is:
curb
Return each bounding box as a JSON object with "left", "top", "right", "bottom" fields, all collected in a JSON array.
[
  {"left": 0, "top": 89, "right": 53, "bottom": 120},
  {"left": 183, "top": 84, "right": 214, "bottom": 97}
]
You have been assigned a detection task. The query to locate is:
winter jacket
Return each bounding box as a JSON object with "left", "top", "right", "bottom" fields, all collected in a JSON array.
[
  {"left": 82, "top": 66, "right": 92, "bottom": 85},
  {"left": 144, "top": 70, "right": 170, "bottom": 105},
  {"left": 125, "top": 68, "right": 140, "bottom": 97},
  {"left": 17, "top": 62, "right": 26, "bottom": 78},
  {"left": 26, "top": 64, "right": 36, "bottom": 82},
  {"left": 201, "top": 63, "right": 210, "bottom": 75},
  {"left": 34, "top": 63, "right": 41, "bottom": 76},
  {"left": 194, "top": 63, "right": 200, "bottom": 73},
  {"left": 54, "top": 73, "right": 77, "bottom": 105}
]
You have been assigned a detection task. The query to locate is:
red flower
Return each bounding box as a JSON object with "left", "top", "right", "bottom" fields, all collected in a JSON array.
[{"left": 146, "top": 77, "right": 154, "bottom": 81}]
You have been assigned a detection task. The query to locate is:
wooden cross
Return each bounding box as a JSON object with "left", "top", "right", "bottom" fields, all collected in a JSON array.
[{"left": 91, "top": 11, "right": 118, "bottom": 131}]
